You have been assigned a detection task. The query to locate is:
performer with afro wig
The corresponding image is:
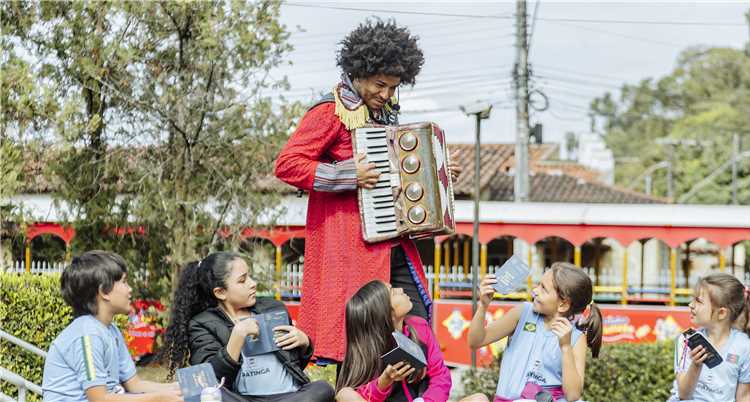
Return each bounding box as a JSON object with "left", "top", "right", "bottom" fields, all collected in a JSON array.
[{"left": 275, "top": 19, "right": 461, "bottom": 363}]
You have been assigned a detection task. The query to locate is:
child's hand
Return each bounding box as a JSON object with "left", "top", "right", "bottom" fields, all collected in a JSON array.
[
  {"left": 479, "top": 274, "right": 497, "bottom": 308},
  {"left": 233, "top": 317, "right": 260, "bottom": 339},
  {"left": 154, "top": 389, "right": 183, "bottom": 402},
  {"left": 550, "top": 317, "right": 573, "bottom": 347},
  {"left": 689, "top": 345, "right": 710, "bottom": 369},
  {"left": 377, "top": 361, "right": 415, "bottom": 390},
  {"left": 273, "top": 325, "right": 310, "bottom": 350}
]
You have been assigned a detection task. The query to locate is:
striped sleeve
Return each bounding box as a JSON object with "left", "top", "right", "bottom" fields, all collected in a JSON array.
[
  {"left": 67, "top": 335, "right": 109, "bottom": 390},
  {"left": 313, "top": 158, "right": 357, "bottom": 192}
]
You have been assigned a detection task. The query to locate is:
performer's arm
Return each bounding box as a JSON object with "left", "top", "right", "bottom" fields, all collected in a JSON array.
[{"left": 275, "top": 103, "right": 366, "bottom": 192}]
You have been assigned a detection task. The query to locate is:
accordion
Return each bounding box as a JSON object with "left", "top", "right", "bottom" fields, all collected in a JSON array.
[{"left": 352, "top": 122, "right": 456, "bottom": 243}]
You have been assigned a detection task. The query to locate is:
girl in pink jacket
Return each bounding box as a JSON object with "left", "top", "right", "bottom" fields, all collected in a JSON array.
[{"left": 336, "top": 280, "right": 487, "bottom": 402}]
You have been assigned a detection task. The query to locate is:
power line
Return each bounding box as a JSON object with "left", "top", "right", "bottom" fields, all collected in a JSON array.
[
  {"left": 534, "top": 73, "right": 622, "bottom": 90},
  {"left": 283, "top": 3, "right": 512, "bottom": 20},
  {"left": 528, "top": 0, "right": 541, "bottom": 56},
  {"left": 282, "top": 3, "right": 747, "bottom": 26},
  {"left": 545, "top": 20, "right": 684, "bottom": 47},
  {"left": 534, "top": 64, "right": 626, "bottom": 82},
  {"left": 537, "top": 16, "right": 747, "bottom": 27},
  {"left": 292, "top": 18, "right": 507, "bottom": 50}
]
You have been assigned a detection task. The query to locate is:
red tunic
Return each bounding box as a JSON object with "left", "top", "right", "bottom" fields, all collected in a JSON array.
[{"left": 274, "top": 103, "right": 431, "bottom": 361}]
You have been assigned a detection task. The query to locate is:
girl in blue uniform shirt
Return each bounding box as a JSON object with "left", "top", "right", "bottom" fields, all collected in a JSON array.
[
  {"left": 467, "top": 262, "right": 603, "bottom": 402},
  {"left": 668, "top": 273, "right": 750, "bottom": 402}
]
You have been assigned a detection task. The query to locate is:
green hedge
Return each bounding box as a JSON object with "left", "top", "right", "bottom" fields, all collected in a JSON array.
[
  {"left": 0, "top": 273, "right": 71, "bottom": 401},
  {"left": 462, "top": 341, "right": 675, "bottom": 401}
]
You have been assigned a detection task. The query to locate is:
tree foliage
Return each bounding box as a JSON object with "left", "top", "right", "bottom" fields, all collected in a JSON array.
[
  {"left": 590, "top": 45, "right": 750, "bottom": 204},
  {"left": 2, "top": 0, "right": 303, "bottom": 297}
]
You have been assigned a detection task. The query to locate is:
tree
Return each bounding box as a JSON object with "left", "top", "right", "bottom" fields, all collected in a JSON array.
[
  {"left": 3, "top": 1, "right": 302, "bottom": 295},
  {"left": 590, "top": 46, "right": 750, "bottom": 204},
  {"left": 0, "top": 6, "right": 59, "bottom": 268}
]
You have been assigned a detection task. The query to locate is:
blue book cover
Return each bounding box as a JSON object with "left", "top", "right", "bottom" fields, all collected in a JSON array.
[
  {"left": 492, "top": 255, "right": 530, "bottom": 294},
  {"left": 176, "top": 363, "right": 218, "bottom": 402},
  {"left": 242, "top": 309, "right": 290, "bottom": 356}
]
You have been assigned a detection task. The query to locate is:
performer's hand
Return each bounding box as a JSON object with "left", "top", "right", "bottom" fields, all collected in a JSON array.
[
  {"left": 479, "top": 274, "right": 497, "bottom": 308},
  {"left": 550, "top": 316, "right": 573, "bottom": 347},
  {"left": 272, "top": 325, "right": 310, "bottom": 350},
  {"left": 356, "top": 153, "right": 380, "bottom": 189},
  {"left": 448, "top": 152, "right": 462, "bottom": 182}
]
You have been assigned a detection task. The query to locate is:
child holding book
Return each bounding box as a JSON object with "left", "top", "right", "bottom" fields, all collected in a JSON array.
[
  {"left": 161, "top": 251, "right": 334, "bottom": 402},
  {"left": 468, "top": 262, "right": 603, "bottom": 402},
  {"left": 336, "top": 280, "right": 487, "bottom": 402},
  {"left": 668, "top": 273, "right": 750, "bottom": 402},
  {"left": 42, "top": 251, "right": 183, "bottom": 402}
]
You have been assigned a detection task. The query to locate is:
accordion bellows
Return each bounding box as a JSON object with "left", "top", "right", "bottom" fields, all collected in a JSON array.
[{"left": 352, "top": 122, "right": 456, "bottom": 243}]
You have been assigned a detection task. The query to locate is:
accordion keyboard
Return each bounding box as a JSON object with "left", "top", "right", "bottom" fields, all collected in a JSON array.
[{"left": 355, "top": 127, "right": 399, "bottom": 238}]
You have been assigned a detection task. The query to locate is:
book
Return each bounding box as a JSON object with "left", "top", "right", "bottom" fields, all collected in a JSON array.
[
  {"left": 176, "top": 363, "right": 218, "bottom": 402},
  {"left": 683, "top": 328, "right": 723, "bottom": 368},
  {"left": 492, "top": 255, "right": 530, "bottom": 294},
  {"left": 241, "top": 309, "right": 290, "bottom": 356},
  {"left": 380, "top": 331, "right": 427, "bottom": 370}
]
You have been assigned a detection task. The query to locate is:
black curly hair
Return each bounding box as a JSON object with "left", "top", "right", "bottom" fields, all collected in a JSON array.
[
  {"left": 159, "top": 251, "right": 243, "bottom": 379},
  {"left": 337, "top": 19, "right": 424, "bottom": 86}
]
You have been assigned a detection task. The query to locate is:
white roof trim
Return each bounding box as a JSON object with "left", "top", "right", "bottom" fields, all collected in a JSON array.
[{"left": 5, "top": 194, "right": 749, "bottom": 229}]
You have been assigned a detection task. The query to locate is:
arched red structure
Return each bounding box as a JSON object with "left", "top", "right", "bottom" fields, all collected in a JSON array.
[{"left": 26, "top": 222, "right": 75, "bottom": 245}]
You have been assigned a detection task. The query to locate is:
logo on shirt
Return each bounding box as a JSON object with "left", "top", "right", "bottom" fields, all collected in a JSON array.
[
  {"left": 523, "top": 322, "right": 537, "bottom": 333},
  {"left": 241, "top": 368, "right": 271, "bottom": 378},
  {"left": 727, "top": 353, "right": 739, "bottom": 364}
]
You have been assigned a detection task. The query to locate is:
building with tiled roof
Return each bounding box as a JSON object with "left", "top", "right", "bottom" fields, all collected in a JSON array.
[
  {"left": 447, "top": 143, "right": 664, "bottom": 203},
  {"left": 17, "top": 142, "right": 662, "bottom": 204}
]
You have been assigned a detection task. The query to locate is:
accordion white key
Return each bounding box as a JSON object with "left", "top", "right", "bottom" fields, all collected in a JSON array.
[{"left": 352, "top": 122, "right": 456, "bottom": 243}]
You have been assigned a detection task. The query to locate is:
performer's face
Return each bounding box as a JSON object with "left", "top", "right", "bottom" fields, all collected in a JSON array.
[{"left": 354, "top": 74, "right": 401, "bottom": 110}]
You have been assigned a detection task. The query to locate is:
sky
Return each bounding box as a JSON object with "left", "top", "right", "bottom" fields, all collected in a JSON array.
[{"left": 270, "top": 1, "right": 750, "bottom": 156}]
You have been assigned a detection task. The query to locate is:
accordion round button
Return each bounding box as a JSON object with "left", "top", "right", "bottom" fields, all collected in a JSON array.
[
  {"left": 399, "top": 132, "right": 418, "bottom": 151},
  {"left": 402, "top": 155, "right": 421, "bottom": 174},
  {"left": 405, "top": 183, "right": 424, "bottom": 202},
  {"left": 408, "top": 205, "right": 426, "bottom": 224}
]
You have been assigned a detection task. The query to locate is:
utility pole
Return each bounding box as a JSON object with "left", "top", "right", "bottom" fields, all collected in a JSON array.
[
  {"left": 656, "top": 138, "right": 707, "bottom": 202},
  {"left": 460, "top": 102, "right": 491, "bottom": 370},
  {"left": 514, "top": 0, "right": 530, "bottom": 202},
  {"left": 732, "top": 133, "right": 740, "bottom": 205},
  {"left": 666, "top": 144, "right": 675, "bottom": 201}
]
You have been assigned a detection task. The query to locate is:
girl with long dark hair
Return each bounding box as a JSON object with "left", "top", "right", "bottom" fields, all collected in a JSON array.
[
  {"left": 336, "top": 280, "right": 486, "bottom": 402},
  {"left": 160, "top": 252, "right": 334, "bottom": 402}
]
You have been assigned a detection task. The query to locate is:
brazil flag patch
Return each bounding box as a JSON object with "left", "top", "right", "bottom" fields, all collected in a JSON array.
[{"left": 523, "top": 322, "right": 537, "bottom": 333}]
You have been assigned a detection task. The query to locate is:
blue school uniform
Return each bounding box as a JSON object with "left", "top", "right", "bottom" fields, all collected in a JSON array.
[
  {"left": 495, "top": 302, "right": 583, "bottom": 402},
  {"left": 668, "top": 328, "right": 750, "bottom": 402},
  {"left": 42, "top": 315, "right": 136, "bottom": 401}
]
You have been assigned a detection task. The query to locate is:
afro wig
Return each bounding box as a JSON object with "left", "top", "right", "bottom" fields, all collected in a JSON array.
[{"left": 337, "top": 19, "right": 424, "bottom": 86}]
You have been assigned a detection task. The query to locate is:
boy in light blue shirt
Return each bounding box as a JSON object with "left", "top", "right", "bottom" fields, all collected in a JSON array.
[{"left": 42, "top": 251, "right": 183, "bottom": 402}]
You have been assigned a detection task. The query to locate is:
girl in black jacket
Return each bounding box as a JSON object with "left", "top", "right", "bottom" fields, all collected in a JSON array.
[{"left": 161, "top": 252, "right": 334, "bottom": 402}]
